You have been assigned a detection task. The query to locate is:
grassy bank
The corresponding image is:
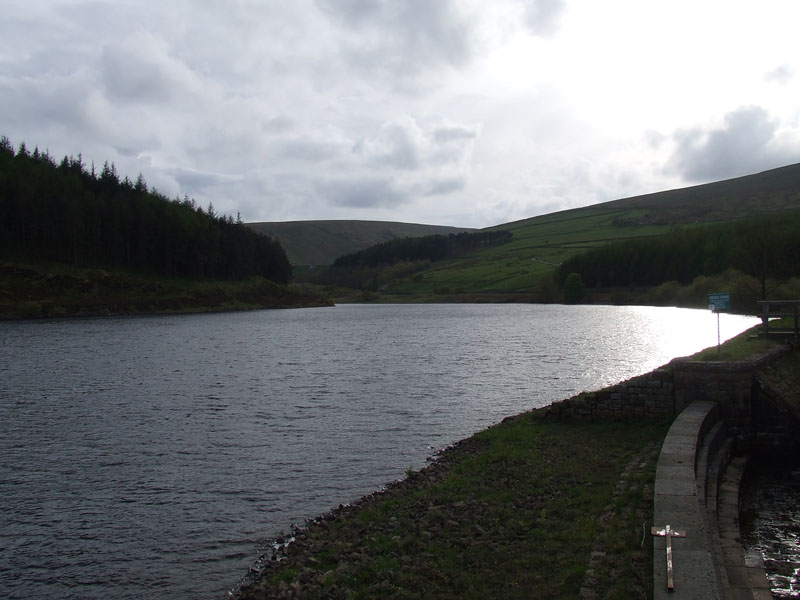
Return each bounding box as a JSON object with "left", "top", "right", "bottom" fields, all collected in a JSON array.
[
  {"left": 687, "top": 318, "right": 791, "bottom": 362},
  {"left": 236, "top": 415, "right": 671, "bottom": 600},
  {"left": 0, "top": 260, "right": 332, "bottom": 319},
  {"left": 308, "top": 267, "right": 800, "bottom": 310}
]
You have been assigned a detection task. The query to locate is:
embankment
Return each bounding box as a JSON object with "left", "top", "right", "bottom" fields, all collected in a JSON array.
[
  {"left": 0, "top": 261, "right": 332, "bottom": 319},
  {"left": 233, "top": 343, "right": 798, "bottom": 599}
]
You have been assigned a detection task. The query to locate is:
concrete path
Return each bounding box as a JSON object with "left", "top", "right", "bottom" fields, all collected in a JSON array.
[
  {"left": 653, "top": 400, "right": 723, "bottom": 599},
  {"left": 652, "top": 401, "right": 773, "bottom": 599}
]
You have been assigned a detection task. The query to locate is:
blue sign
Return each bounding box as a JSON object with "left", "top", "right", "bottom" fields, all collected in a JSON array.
[{"left": 708, "top": 292, "right": 731, "bottom": 312}]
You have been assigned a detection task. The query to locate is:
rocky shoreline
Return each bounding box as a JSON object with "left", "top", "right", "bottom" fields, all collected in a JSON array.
[
  {"left": 232, "top": 410, "right": 669, "bottom": 599},
  {"left": 232, "top": 434, "right": 486, "bottom": 599}
]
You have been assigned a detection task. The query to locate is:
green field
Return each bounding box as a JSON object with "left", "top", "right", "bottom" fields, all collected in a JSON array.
[
  {"left": 247, "top": 220, "right": 474, "bottom": 266},
  {"left": 385, "top": 207, "right": 676, "bottom": 297},
  {"left": 331, "top": 163, "right": 800, "bottom": 301}
]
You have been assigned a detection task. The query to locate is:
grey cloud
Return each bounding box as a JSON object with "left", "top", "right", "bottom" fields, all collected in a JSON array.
[
  {"left": 425, "top": 177, "right": 467, "bottom": 196},
  {"left": 262, "top": 116, "right": 295, "bottom": 134},
  {"left": 521, "top": 0, "right": 566, "bottom": 37},
  {"left": 100, "top": 34, "right": 201, "bottom": 104},
  {"left": 643, "top": 129, "right": 667, "bottom": 149},
  {"left": 0, "top": 68, "right": 162, "bottom": 163},
  {"left": 101, "top": 47, "right": 171, "bottom": 104},
  {"left": 315, "top": 0, "right": 384, "bottom": 24},
  {"left": 433, "top": 125, "right": 479, "bottom": 143},
  {"left": 363, "top": 119, "right": 422, "bottom": 170},
  {"left": 321, "top": 176, "right": 407, "bottom": 208},
  {"left": 274, "top": 137, "right": 342, "bottom": 162},
  {"left": 358, "top": 116, "right": 478, "bottom": 173},
  {"left": 765, "top": 65, "right": 794, "bottom": 85},
  {"left": 0, "top": 73, "right": 85, "bottom": 130},
  {"left": 171, "top": 167, "right": 243, "bottom": 190},
  {"left": 315, "top": 0, "right": 475, "bottom": 90},
  {"left": 668, "top": 106, "right": 797, "bottom": 182}
]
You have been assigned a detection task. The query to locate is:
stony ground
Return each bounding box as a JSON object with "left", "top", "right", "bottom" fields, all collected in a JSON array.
[{"left": 233, "top": 412, "right": 668, "bottom": 600}]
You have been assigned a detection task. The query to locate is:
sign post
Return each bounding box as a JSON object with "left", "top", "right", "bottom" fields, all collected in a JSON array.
[{"left": 708, "top": 293, "right": 731, "bottom": 353}]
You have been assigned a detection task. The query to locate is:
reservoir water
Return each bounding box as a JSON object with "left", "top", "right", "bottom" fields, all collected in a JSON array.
[
  {"left": 740, "top": 458, "right": 800, "bottom": 598},
  {"left": 0, "top": 304, "right": 757, "bottom": 599}
]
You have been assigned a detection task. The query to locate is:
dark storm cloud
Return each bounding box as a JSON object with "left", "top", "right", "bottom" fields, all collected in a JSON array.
[{"left": 668, "top": 106, "right": 798, "bottom": 182}]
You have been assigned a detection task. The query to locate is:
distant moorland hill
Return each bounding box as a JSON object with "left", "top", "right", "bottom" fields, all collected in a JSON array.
[
  {"left": 246, "top": 220, "right": 474, "bottom": 266},
  {"left": 3, "top": 130, "right": 799, "bottom": 314},
  {"left": 303, "top": 162, "right": 800, "bottom": 307},
  {"left": 592, "top": 162, "right": 800, "bottom": 224}
]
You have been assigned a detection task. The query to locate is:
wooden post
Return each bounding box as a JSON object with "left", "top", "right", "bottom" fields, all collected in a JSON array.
[{"left": 652, "top": 524, "right": 686, "bottom": 590}]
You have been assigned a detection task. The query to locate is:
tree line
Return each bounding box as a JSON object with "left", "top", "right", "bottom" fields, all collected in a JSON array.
[
  {"left": 295, "top": 230, "right": 512, "bottom": 292},
  {"left": 0, "top": 137, "right": 291, "bottom": 284},
  {"left": 333, "top": 230, "right": 512, "bottom": 268},
  {"left": 556, "top": 211, "right": 800, "bottom": 299}
]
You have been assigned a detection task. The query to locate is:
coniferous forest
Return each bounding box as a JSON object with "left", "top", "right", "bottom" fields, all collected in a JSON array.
[
  {"left": 0, "top": 137, "right": 291, "bottom": 284},
  {"left": 555, "top": 211, "right": 800, "bottom": 299},
  {"left": 333, "top": 229, "right": 512, "bottom": 268}
]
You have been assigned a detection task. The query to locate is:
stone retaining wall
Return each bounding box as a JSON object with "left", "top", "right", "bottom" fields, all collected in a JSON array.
[
  {"left": 540, "top": 347, "right": 791, "bottom": 430},
  {"left": 542, "top": 369, "right": 675, "bottom": 419},
  {"left": 671, "top": 347, "right": 792, "bottom": 446}
]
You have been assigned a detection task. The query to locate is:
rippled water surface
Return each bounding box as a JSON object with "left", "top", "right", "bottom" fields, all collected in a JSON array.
[
  {"left": 0, "top": 304, "right": 757, "bottom": 599},
  {"left": 741, "top": 459, "right": 800, "bottom": 598}
]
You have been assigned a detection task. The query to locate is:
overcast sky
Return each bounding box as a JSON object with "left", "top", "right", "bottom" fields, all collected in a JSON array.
[{"left": 2, "top": 1, "right": 799, "bottom": 227}]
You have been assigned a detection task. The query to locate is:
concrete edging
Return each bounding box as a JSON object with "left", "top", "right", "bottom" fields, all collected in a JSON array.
[
  {"left": 652, "top": 400, "right": 723, "bottom": 599},
  {"left": 652, "top": 400, "right": 773, "bottom": 599}
]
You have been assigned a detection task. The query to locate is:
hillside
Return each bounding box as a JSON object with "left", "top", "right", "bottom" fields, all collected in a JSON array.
[
  {"left": 0, "top": 261, "right": 331, "bottom": 319},
  {"left": 246, "top": 220, "right": 474, "bottom": 265},
  {"left": 0, "top": 138, "right": 290, "bottom": 284},
  {"left": 597, "top": 162, "right": 800, "bottom": 223},
  {"left": 0, "top": 137, "right": 330, "bottom": 317},
  {"left": 318, "top": 163, "right": 800, "bottom": 302}
]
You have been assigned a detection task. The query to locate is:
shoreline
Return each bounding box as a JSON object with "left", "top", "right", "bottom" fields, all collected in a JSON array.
[
  {"left": 231, "top": 402, "right": 672, "bottom": 599},
  {"left": 0, "top": 260, "right": 332, "bottom": 320},
  {"left": 232, "top": 340, "right": 796, "bottom": 599}
]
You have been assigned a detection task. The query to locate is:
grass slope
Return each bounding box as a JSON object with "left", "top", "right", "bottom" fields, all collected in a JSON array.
[
  {"left": 0, "top": 261, "right": 331, "bottom": 319},
  {"left": 237, "top": 415, "right": 670, "bottom": 600},
  {"left": 384, "top": 163, "right": 800, "bottom": 299},
  {"left": 605, "top": 162, "right": 800, "bottom": 222},
  {"left": 246, "top": 220, "right": 474, "bottom": 266}
]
